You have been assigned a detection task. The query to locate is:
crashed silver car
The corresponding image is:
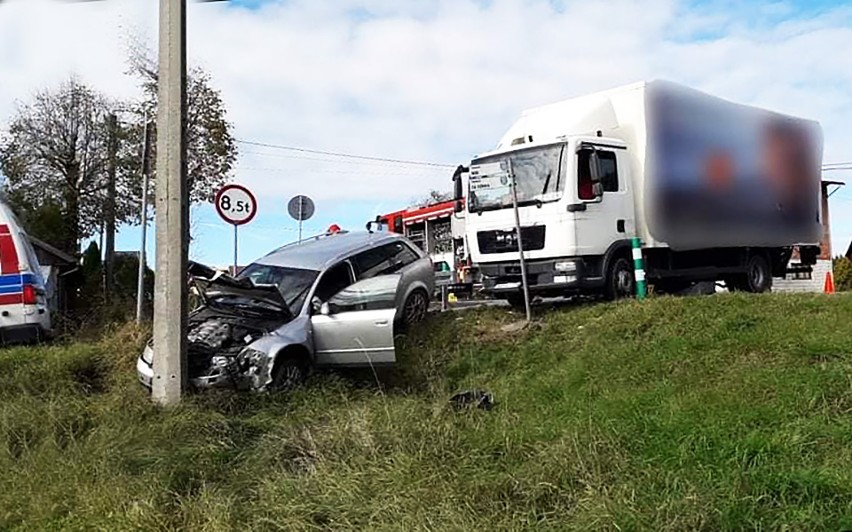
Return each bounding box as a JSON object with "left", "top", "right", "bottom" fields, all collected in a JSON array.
[{"left": 137, "top": 230, "right": 434, "bottom": 391}]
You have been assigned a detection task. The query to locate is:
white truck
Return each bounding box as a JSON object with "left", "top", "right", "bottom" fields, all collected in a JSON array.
[{"left": 453, "top": 80, "right": 823, "bottom": 304}]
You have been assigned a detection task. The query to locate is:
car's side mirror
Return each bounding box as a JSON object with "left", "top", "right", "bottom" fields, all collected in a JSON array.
[
  {"left": 311, "top": 297, "right": 322, "bottom": 315},
  {"left": 320, "top": 302, "right": 331, "bottom": 316}
]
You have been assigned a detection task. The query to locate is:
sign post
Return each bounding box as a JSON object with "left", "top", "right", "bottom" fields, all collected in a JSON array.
[
  {"left": 469, "top": 161, "right": 532, "bottom": 322},
  {"left": 215, "top": 184, "right": 258, "bottom": 273},
  {"left": 288, "top": 195, "right": 315, "bottom": 243}
]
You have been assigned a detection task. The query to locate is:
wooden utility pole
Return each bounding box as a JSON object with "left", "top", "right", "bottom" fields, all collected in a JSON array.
[{"left": 152, "top": 0, "right": 188, "bottom": 406}]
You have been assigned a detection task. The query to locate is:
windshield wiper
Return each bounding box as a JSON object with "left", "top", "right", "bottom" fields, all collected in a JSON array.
[
  {"left": 540, "top": 171, "right": 552, "bottom": 195},
  {"left": 517, "top": 198, "right": 543, "bottom": 209}
]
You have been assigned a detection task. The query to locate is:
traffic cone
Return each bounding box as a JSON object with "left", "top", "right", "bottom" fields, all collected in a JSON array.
[{"left": 824, "top": 271, "right": 835, "bottom": 294}]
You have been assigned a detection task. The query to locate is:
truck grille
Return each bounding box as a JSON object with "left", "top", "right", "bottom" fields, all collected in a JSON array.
[{"left": 477, "top": 226, "right": 546, "bottom": 254}]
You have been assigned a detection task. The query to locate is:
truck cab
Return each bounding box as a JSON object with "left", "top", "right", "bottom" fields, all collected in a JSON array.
[{"left": 466, "top": 135, "right": 637, "bottom": 301}]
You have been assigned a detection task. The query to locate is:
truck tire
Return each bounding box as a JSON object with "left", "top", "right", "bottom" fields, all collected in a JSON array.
[
  {"left": 605, "top": 256, "right": 635, "bottom": 300},
  {"left": 743, "top": 253, "right": 772, "bottom": 293}
]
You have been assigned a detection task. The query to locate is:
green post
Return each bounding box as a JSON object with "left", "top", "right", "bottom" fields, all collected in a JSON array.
[{"left": 631, "top": 237, "right": 647, "bottom": 300}]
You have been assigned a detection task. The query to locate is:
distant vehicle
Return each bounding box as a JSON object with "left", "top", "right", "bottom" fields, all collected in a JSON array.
[
  {"left": 137, "top": 230, "right": 434, "bottom": 392},
  {"left": 0, "top": 199, "right": 50, "bottom": 344},
  {"left": 457, "top": 80, "right": 823, "bottom": 305},
  {"left": 377, "top": 178, "right": 476, "bottom": 297}
]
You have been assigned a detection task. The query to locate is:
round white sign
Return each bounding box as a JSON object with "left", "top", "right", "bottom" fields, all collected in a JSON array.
[{"left": 215, "top": 184, "right": 257, "bottom": 226}]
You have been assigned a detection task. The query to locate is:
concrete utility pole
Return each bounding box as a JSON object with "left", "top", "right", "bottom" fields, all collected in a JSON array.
[
  {"left": 136, "top": 116, "right": 152, "bottom": 323},
  {"left": 104, "top": 113, "right": 118, "bottom": 303},
  {"left": 152, "top": 0, "right": 188, "bottom": 406}
]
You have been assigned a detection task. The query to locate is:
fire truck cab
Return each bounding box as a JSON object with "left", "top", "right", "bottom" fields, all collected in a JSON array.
[{"left": 376, "top": 199, "right": 474, "bottom": 295}]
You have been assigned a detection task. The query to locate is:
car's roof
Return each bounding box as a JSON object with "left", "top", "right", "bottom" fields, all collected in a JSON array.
[{"left": 254, "top": 231, "right": 408, "bottom": 271}]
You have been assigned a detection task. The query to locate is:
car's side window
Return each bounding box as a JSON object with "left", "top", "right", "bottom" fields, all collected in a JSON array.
[
  {"left": 327, "top": 275, "right": 401, "bottom": 314},
  {"left": 353, "top": 242, "right": 419, "bottom": 280},
  {"left": 313, "top": 261, "right": 354, "bottom": 302}
]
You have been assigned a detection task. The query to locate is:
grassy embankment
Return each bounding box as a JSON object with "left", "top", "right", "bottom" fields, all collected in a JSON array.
[{"left": 0, "top": 293, "right": 851, "bottom": 530}]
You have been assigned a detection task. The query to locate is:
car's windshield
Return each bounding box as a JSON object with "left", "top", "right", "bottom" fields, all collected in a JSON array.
[
  {"left": 236, "top": 264, "right": 319, "bottom": 315},
  {"left": 469, "top": 143, "right": 566, "bottom": 212}
]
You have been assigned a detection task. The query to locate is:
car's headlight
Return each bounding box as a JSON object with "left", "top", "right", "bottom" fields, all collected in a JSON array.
[
  {"left": 141, "top": 343, "right": 154, "bottom": 364},
  {"left": 554, "top": 261, "right": 577, "bottom": 272},
  {"left": 238, "top": 347, "right": 268, "bottom": 368}
]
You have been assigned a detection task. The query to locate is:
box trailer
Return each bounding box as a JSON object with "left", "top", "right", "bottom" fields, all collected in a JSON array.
[{"left": 456, "top": 80, "right": 823, "bottom": 303}]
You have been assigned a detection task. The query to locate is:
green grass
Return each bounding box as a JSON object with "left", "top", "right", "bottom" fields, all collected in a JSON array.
[{"left": 1, "top": 293, "right": 852, "bottom": 530}]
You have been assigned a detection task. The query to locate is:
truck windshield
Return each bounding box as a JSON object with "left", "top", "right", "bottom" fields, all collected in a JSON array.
[{"left": 469, "top": 143, "right": 566, "bottom": 212}]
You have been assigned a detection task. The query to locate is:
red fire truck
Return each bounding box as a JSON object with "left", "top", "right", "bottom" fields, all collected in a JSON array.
[{"left": 376, "top": 199, "right": 475, "bottom": 295}]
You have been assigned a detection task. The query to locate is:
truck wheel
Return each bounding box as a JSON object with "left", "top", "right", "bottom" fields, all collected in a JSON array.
[
  {"left": 605, "top": 256, "right": 635, "bottom": 300},
  {"left": 743, "top": 254, "right": 772, "bottom": 293}
]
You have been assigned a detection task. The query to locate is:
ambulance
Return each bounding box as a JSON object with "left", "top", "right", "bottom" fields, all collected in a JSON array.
[{"left": 0, "top": 199, "right": 51, "bottom": 344}]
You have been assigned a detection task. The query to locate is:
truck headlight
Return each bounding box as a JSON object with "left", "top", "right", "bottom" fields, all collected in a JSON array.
[{"left": 554, "top": 261, "right": 577, "bottom": 272}]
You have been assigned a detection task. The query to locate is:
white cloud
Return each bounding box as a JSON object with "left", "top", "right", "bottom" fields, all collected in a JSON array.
[{"left": 1, "top": 0, "right": 851, "bottom": 250}]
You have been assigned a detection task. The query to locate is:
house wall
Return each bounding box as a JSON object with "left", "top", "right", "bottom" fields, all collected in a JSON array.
[
  {"left": 775, "top": 181, "right": 834, "bottom": 293},
  {"left": 775, "top": 259, "right": 832, "bottom": 293}
]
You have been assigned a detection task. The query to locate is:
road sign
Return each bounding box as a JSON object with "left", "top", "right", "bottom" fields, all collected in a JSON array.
[
  {"left": 215, "top": 184, "right": 257, "bottom": 274},
  {"left": 288, "top": 195, "right": 315, "bottom": 221},
  {"left": 469, "top": 162, "right": 511, "bottom": 191},
  {"left": 215, "top": 184, "right": 257, "bottom": 226}
]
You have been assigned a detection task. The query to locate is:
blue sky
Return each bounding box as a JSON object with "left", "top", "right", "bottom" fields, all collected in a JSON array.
[{"left": 2, "top": 0, "right": 852, "bottom": 266}]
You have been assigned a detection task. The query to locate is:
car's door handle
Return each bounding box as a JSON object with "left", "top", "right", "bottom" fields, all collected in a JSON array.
[{"left": 374, "top": 320, "right": 389, "bottom": 326}]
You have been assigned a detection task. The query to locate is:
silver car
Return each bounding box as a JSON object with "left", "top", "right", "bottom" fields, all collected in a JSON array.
[{"left": 137, "top": 230, "right": 434, "bottom": 392}]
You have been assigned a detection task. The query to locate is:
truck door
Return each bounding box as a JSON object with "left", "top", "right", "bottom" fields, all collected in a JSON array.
[{"left": 573, "top": 144, "right": 635, "bottom": 257}]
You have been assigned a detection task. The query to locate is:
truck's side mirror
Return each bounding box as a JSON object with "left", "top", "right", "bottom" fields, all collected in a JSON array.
[
  {"left": 589, "top": 150, "right": 604, "bottom": 201},
  {"left": 452, "top": 165, "right": 467, "bottom": 213}
]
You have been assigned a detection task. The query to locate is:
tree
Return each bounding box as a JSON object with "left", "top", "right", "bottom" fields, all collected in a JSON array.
[
  {"left": 0, "top": 54, "right": 237, "bottom": 254},
  {"left": 127, "top": 46, "right": 237, "bottom": 205},
  {"left": 0, "top": 79, "right": 114, "bottom": 253},
  {"left": 833, "top": 256, "right": 852, "bottom": 292},
  {"left": 414, "top": 189, "right": 453, "bottom": 208}
]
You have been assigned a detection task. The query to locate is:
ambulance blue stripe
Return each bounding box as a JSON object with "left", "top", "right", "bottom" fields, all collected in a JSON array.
[{"left": 0, "top": 273, "right": 35, "bottom": 286}]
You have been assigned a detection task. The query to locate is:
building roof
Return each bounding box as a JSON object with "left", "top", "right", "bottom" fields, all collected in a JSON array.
[
  {"left": 28, "top": 236, "right": 76, "bottom": 265},
  {"left": 255, "top": 230, "right": 404, "bottom": 271}
]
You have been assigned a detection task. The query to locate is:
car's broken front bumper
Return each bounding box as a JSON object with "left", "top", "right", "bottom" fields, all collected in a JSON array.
[{"left": 136, "top": 345, "right": 276, "bottom": 392}]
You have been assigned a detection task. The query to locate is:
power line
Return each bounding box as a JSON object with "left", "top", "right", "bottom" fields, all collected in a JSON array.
[
  {"left": 236, "top": 139, "right": 456, "bottom": 169},
  {"left": 239, "top": 149, "right": 453, "bottom": 170}
]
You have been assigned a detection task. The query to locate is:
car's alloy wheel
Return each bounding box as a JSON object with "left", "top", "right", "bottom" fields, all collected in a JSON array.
[
  {"left": 270, "top": 357, "right": 306, "bottom": 391},
  {"left": 403, "top": 290, "right": 428, "bottom": 325}
]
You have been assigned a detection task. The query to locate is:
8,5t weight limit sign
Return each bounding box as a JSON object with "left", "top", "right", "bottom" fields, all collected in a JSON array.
[
  {"left": 215, "top": 184, "right": 257, "bottom": 226},
  {"left": 215, "top": 184, "right": 257, "bottom": 272}
]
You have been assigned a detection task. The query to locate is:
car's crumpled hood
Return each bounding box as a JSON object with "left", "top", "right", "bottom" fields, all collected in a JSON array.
[{"left": 189, "top": 261, "right": 289, "bottom": 313}]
